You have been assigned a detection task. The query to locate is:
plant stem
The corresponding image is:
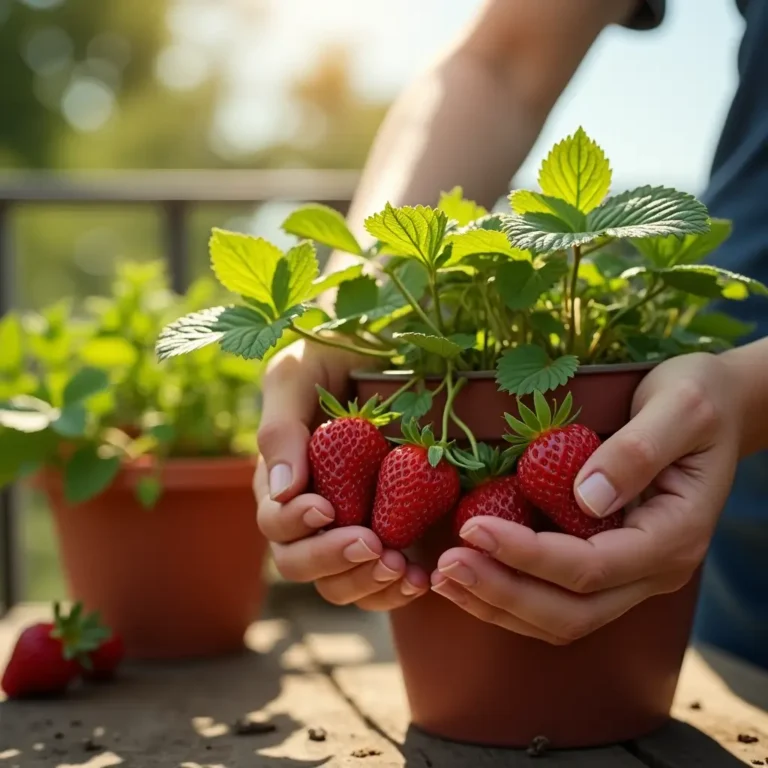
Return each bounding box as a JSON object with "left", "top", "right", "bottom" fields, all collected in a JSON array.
[
  {"left": 291, "top": 326, "right": 395, "bottom": 359},
  {"left": 429, "top": 272, "right": 447, "bottom": 335},
  {"left": 388, "top": 269, "right": 443, "bottom": 336},
  {"left": 567, "top": 245, "right": 583, "bottom": 353},
  {"left": 378, "top": 376, "right": 418, "bottom": 411},
  {"left": 440, "top": 367, "right": 466, "bottom": 445},
  {"left": 449, "top": 398, "right": 479, "bottom": 459}
]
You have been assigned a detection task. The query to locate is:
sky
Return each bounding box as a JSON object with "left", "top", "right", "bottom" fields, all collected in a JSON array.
[{"left": 177, "top": 0, "right": 744, "bottom": 195}]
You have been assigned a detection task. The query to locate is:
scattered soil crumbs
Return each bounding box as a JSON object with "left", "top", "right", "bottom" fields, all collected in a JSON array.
[
  {"left": 308, "top": 727, "right": 327, "bottom": 742},
  {"left": 233, "top": 717, "right": 277, "bottom": 736},
  {"left": 82, "top": 737, "right": 103, "bottom": 752},
  {"left": 739, "top": 734, "right": 760, "bottom": 744},
  {"left": 351, "top": 747, "right": 383, "bottom": 758},
  {"left": 527, "top": 735, "right": 550, "bottom": 757},
  {"left": 689, "top": 701, "right": 702, "bottom": 710}
]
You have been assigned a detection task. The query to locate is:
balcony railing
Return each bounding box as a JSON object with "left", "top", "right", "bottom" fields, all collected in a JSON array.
[{"left": 0, "top": 169, "right": 359, "bottom": 615}]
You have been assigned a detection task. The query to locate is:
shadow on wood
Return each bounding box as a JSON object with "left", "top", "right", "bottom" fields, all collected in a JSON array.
[{"left": 698, "top": 643, "right": 768, "bottom": 713}]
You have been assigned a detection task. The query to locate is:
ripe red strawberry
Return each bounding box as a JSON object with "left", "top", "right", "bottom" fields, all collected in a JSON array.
[
  {"left": 308, "top": 387, "right": 392, "bottom": 527},
  {"left": 82, "top": 633, "right": 124, "bottom": 680},
  {"left": 372, "top": 422, "right": 461, "bottom": 549},
  {"left": 504, "top": 391, "right": 622, "bottom": 539},
  {"left": 1, "top": 603, "right": 110, "bottom": 699}
]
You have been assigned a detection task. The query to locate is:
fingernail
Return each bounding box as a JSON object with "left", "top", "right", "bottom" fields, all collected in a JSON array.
[
  {"left": 432, "top": 581, "right": 466, "bottom": 605},
  {"left": 439, "top": 561, "right": 477, "bottom": 587},
  {"left": 459, "top": 525, "right": 497, "bottom": 553},
  {"left": 303, "top": 507, "right": 334, "bottom": 529},
  {"left": 269, "top": 463, "right": 292, "bottom": 499},
  {"left": 576, "top": 472, "right": 618, "bottom": 518},
  {"left": 401, "top": 580, "right": 422, "bottom": 596},
  {"left": 343, "top": 538, "right": 379, "bottom": 564},
  {"left": 372, "top": 560, "right": 400, "bottom": 583}
]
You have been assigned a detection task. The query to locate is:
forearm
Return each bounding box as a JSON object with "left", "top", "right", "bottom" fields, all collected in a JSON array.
[{"left": 722, "top": 337, "right": 768, "bottom": 456}]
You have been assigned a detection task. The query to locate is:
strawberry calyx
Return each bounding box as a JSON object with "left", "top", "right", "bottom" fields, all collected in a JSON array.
[
  {"left": 455, "top": 443, "right": 517, "bottom": 489},
  {"left": 316, "top": 385, "right": 398, "bottom": 427},
  {"left": 503, "top": 390, "right": 581, "bottom": 459},
  {"left": 49, "top": 602, "right": 112, "bottom": 669},
  {"left": 392, "top": 419, "right": 484, "bottom": 471}
]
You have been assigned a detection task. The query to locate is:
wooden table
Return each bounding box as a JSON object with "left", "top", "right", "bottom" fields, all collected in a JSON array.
[{"left": 2, "top": 587, "right": 768, "bottom": 767}]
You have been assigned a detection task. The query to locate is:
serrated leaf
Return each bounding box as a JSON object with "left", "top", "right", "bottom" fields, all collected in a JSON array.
[
  {"left": 438, "top": 186, "right": 488, "bottom": 227},
  {"left": 391, "top": 391, "right": 433, "bottom": 423},
  {"left": 64, "top": 446, "right": 121, "bottom": 504},
  {"left": 496, "top": 346, "right": 579, "bottom": 396},
  {"left": 538, "top": 127, "right": 612, "bottom": 214},
  {"left": 632, "top": 218, "right": 732, "bottom": 267},
  {"left": 214, "top": 306, "right": 302, "bottom": 360},
  {"left": 364, "top": 203, "right": 448, "bottom": 266},
  {"left": 504, "top": 186, "right": 710, "bottom": 254},
  {"left": 392, "top": 332, "right": 467, "bottom": 359},
  {"left": 282, "top": 204, "right": 362, "bottom": 255},
  {"left": 509, "top": 191, "right": 586, "bottom": 231},
  {"left": 652, "top": 265, "right": 768, "bottom": 299},
  {"left": 51, "top": 403, "right": 87, "bottom": 438},
  {"left": 445, "top": 229, "right": 527, "bottom": 266},
  {"left": 0, "top": 395, "right": 58, "bottom": 432},
  {"left": 209, "top": 228, "right": 283, "bottom": 313},
  {"left": 335, "top": 276, "right": 379, "bottom": 321},
  {"left": 63, "top": 367, "right": 110, "bottom": 406},
  {"left": 0, "top": 313, "right": 23, "bottom": 374},
  {"left": 306, "top": 264, "right": 364, "bottom": 301},
  {"left": 137, "top": 476, "right": 162, "bottom": 508},
  {"left": 284, "top": 242, "right": 320, "bottom": 308},
  {"left": 271, "top": 258, "right": 291, "bottom": 315},
  {"left": 156, "top": 307, "right": 228, "bottom": 360},
  {"left": 686, "top": 311, "right": 755, "bottom": 341},
  {"left": 495, "top": 260, "right": 566, "bottom": 311}
]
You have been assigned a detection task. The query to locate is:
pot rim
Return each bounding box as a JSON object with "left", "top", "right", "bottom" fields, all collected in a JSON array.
[{"left": 351, "top": 361, "right": 658, "bottom": 382}]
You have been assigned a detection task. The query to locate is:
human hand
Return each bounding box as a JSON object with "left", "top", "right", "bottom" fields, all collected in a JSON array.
[
  {"left": 430, "top": 352, "right": 742, "bottom": 644},
  {"left": 254, "top": 340, "right": 429, "bottom": 609}
]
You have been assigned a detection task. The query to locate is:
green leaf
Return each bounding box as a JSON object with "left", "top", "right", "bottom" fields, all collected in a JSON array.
[
  {"left": 149, "top": 424, "right": 176, "bottom": 442},
  {"left": 392, "top": 332, "right": 469, "bottom": 359},
  {"left": 364, "top": 203, "right": 448, "bottom": 267},
  {"left": 284, "top": 242, "right": 320, "bottom": 308},
  {"left": 80, "top": 337, "right": 139, "bottom": 368},
  {"left": 438, "top": 186, "right": 488, "bottom": 227},
  {"left": 271, "top": 258, "right": 291, "bottom": 316},
  {"left": 209, "top": 228, "right": 283, "bottom": 314},
  {"left": 391, "top": 390, "right": 433, "bottom": 422},
  {"left": 282, "top": 204, "right": 362, "bottom": 255},
  {"left": 0, "top": 427, "right": 57, "bottom": 489},
  {"left": 306, "top": 264, "right": 364, "bottom": 301},
  {"left": 495, "top": 260, "right": 567, "bottom": 311},
  {"left": 537, "top": 127, "right": 612, "bottom": 214},
  {"left": 529, "top": 312, "right": 566, "bottom": 337},
  {"left": 686, "top": 311, "right": 755, "bottom": 341},
  {"left": 0, "top": 396, "right": 58, "bottom": 433},
  {"left": 51, "top": 404, "right": 87, "bottom": 438},
  {"left": 156, "top": 307, "right": 227, "bottom": 360},
  {"left": 445, "top": 229, "right": 527, "bottom": 265},
  {"left": 632, "top": 218, "right": 732, "bottom": 267},
  {"left": 137, "top": 476, "right": 162, "bottom": 508},
  {"left": 651, "top": 265, "right": 768, "bottom": 300},
  {"left": 0, "top": 313, "right": 23, "bottom": 374},
  {"left": 62, "top": 367, "right": 110, "bottom": 406},
  {"left": 496, "top": 346, "right": 579, "bottom": 396},
  {"left": 335, "top": 276, "right": 379, "bottom": 320},
  {"left": 509, "top": 191, "right": 586, "bottom": 231},
  {"left": 215, "top": 306, "right": 302, "bottom": 360},
  {"left": 64, "top": 446, "right": 121, "bottom": 504},
  {"left": 504, "top": 186, "right": 710, "bottom": 254},
  {"left": 427, "top": 444, "right": 444, "bottom": 468}
]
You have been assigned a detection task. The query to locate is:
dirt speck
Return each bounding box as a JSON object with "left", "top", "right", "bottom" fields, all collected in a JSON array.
[
  {"left": 750, "top": 761, "right": 763, "bottom": 766},
  {"left": 70, "top": 719, "right": 83, "bottom": 728},
  {"left": 351, "top": 747, "right": 382, "bottom": 758},
  {"left": 739, "top": 734, "right": 759, "bottom": 744},
  {"left": 308, "top": 727, "right": 327, "bottom": 742},
  {"left": 689, "top": 701, "right": 702, "bottom": 710},
  {"left": 82, "top": 737, "right": 103, "bottom": 752},
  {"left": 527, "top": 735, "right": 550, "bottom": 757},
  {"left": 54, "top": 732, "right": 64, "bottom": 740},
  {"left": 232, "top": 717, "right": 276, "bottom": 736}
]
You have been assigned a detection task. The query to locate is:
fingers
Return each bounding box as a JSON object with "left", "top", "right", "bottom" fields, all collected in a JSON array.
[
  {"left": 573, "top": 380, "right": 718, "bottom": 519},
  {"left": 255, "top": 459, "right": 335, "bottom": 544},
  {"left": 434, "top": 547, "right": 675, "bottom": 644},
  {"left": 270, "top": 527, "right": 382, "bottom": 583},
  {"left": 356, "top": 563, "right": 430, "bottom": 611},
  {"left": 315, "top": 549, "right": 407, "bottom": 605}
]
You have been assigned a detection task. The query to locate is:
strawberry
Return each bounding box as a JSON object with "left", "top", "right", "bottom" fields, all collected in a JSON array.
[
  {"left": 82, "top": 633, "right": 124, "bottom": 681},
  {"left": 372, "top": 422, "right": 461, "bottom": 549},
  {"left": 308, "top": 386, "right": 393, "bottom": 527},
  {"left": 1, "top": 602, "right": 110, "bottom": 699},
  {"left": 504, "top": 391, "right": 623, "bottom": 539}
]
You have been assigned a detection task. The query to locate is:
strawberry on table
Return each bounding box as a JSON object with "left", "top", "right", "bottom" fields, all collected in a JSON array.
[
  {"left": 1, "top": 602, "right": 111, "bottom": 699},
  {"left": 504, "top": 391, "right": 623, "bottom": 539},
  {"left": 372, "top": 421, "right": 461, "bottom": 549},
  {"left": 82, "top": 633, "right": 124, "bottom": 681},
  {"left": 308, "top": 386, "right": 393, "bottom": 528}
]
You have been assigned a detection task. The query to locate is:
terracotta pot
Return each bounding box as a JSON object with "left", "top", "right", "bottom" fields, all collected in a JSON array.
[
  {"left": 41, "top": 456, "right": 267, "bottom": 660},
  {"left": 352, "top": 363, "right": 702, "bottom": 748}
]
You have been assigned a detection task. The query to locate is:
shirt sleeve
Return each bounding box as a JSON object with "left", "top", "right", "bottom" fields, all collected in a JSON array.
[{"left": 624, "top": 0, "right": 665, "bottom": 30}]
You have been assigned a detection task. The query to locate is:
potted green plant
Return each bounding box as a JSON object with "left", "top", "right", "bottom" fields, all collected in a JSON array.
[
  {"left": 0, "top": 262, "right": 272, "bottom": 660},
  {"left": 155, "top": 128, "right": 766, "bottom": 745}
]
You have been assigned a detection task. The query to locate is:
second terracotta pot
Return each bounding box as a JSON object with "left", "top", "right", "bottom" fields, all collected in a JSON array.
[
  {"left": 353, "top": 363, "right": 702, "bottom": 748},
  {"left": 42, "top": 456, "right": 267, "bottom": 660}
]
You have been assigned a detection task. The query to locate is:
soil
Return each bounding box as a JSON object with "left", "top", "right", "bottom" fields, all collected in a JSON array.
[
  {"left": 739, "top": 734, "right": 760, "bottom": 744},
  {"left": 232, "top": 717, "right": 277, "bottom": 736},
  {"left": 308, "top": 727, "right": 328, "bottom": 742},
  {"left": 689, "top": 700, "right": 702, "bottom": 710},
  {"left": 351, "top": 747, "right": 383, "bottom": 758},
  {"left": 527, "top": 735, "right": 550, "bottom": 757}
]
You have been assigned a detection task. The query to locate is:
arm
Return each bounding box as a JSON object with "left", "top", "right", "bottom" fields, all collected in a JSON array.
[{"left": 723, "top": 337, "right": 768, "bottom": 457}]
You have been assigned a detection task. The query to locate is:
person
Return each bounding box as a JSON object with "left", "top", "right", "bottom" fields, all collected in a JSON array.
[{"left": 254, "top": 0, "right": 768, "bottom": 667}]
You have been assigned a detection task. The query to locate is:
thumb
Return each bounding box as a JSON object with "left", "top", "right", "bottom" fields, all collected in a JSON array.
[{"left": 573, "top": 393, "right": 703, "bottom": 519}]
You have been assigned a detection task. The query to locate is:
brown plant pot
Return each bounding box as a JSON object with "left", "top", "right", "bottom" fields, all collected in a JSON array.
[
  {"left": 352, "top": 363, "right": 702, "bottom": 749},
  {"left": 40, "top": 456, "right": 267, "bottom": 660}
]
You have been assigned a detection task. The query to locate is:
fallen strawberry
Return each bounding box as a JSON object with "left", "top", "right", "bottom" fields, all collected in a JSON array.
[
  {"left": 504, "top": 391, "right": 622, "bottom": 539},
  {"left": 1, "top": 602, "right": 110, "bottom": 699},
  {"left": 308, "top": 386, "right": 393, "bottom": 527},
  {"left": 372, "top": 421, "right": 461, "bottom": 549},
  {"left": 453, "top": 445, "right": 534, "bottom": 547},
  {"left": 82, "top": 632, "right": 124, "bottom": 681}
]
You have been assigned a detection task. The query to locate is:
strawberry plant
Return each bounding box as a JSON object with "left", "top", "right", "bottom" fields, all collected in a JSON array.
[
  {"left": 155, "top": 127, "right": 768, "bottom": 545},
  {"left": 0, "top": 261, "right": 265, "bottom": 507}
]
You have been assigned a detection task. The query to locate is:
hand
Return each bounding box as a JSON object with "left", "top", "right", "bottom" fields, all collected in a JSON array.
[
  {"left": 430, "top": 352, "right": 742, "bottom": 644},
  {"left": 254, "top": 340, "right": 429, "bottom": 610}
]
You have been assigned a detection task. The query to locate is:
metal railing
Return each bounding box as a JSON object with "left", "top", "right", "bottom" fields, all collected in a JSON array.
[{"left": 0, "top": 169, "right": 359, "bottom": 614}]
